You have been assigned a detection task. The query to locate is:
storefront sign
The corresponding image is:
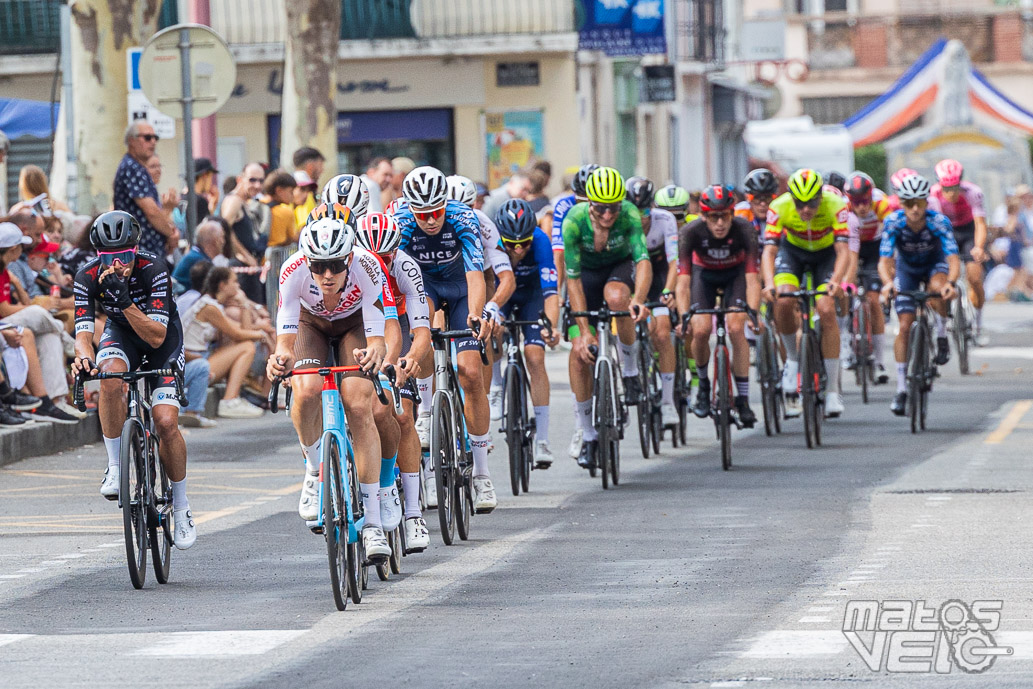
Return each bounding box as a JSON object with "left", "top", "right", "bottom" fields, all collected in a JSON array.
[
  {"left": 578, "top": 0, "right": 667, "bottom": 57},
  {"left": 642, "top": 65, "right": 676, "bottom": 102},
  {"left": 484, "top": 110, "right": 544, "bottom": 190},
  {"left": 496, "top": 62, "right": 540, "bottom": 87}
]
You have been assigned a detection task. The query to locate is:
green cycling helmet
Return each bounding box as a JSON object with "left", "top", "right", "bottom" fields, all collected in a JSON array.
[
  {"left": 787, "top": 168, "right": 824, "bottom": 203},
  {"left": 654, "top": 184, "right": 690, "bottom": 211}
]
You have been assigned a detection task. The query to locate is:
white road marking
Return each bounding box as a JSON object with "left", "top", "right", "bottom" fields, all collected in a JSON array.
[
  {"left": 132, "top": 630, "right": 306, "bottom": 657},
  {"left": 807, "top": 606, "right": 835, "bottom": 613},
  {"left": 16, "top": 567, "right": 45, "bottom": 573},
  {"left": 741, "top": 630, "right": 847, "bottom": 658},
  {"left": 56, "top": 553, "right": 86, "bottom": 560},
  {"left": 996, "top": 632, "right": 1033, "bottom": 659},
  {"left": 798, "top": 616, "right": 830, "bottom": 623},
  {"left": 0, "top": 574, "right": 27, "bottom": 579},
  {"left": 0, "top": 634, "right": 34, "bottom": 648}
]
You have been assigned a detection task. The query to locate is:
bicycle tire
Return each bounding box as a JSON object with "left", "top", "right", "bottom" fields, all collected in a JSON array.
[
  {"left": 857, "top": 302, "right": 870, "bottom": 404},
  {"left": 346, "top": 437, "right": 363, "bottom": 604},
  {"left": 953, "top": 292, "right": 970, "bottom": 375},
  {"left": 455, "top": 404, "right": 473, "bottom": 540},
  {"left": 149, "top": 433, "right": 171, "bottom": 585},
  {"left": 717, "top": 347, "right": 732, "bottom": 470},
  {"left": 907, "top": 321, "right": 925, "bottom": 434},
  {"left": 321, "top": 432, "right": 349, "bottom": 610},
  {"left": 812, "top": 331, "right": 824, "bottom": 446},
  {"left": 635, "top": 382, "right": 651, "bottom": 460},
  {"left": 597, "top": 359, "right": 613, "bottom": 490},
  {"left": 504, "top": 364, "right": 523, "bottom": 496},
  {"left": 676, "top": 354, "right": 689, "bottom": 447},
  {"left": 119, "top": 420, "right": 147, "bottom": 589},
  {"left": 431, "top": 392, "right": 455, "bottom": 545},
  {"left": 758, "top": 333, "right": 775, "bottom": 437}
]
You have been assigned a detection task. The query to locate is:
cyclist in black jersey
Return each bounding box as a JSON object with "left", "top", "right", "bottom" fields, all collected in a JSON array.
[{"left": 71, "top": 211, "right": 196, "bottom": 550}]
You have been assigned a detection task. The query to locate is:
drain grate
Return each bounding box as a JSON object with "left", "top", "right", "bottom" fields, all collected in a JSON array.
[{"left": 886, "top": 488, "right": 1021, "bottom": 494}]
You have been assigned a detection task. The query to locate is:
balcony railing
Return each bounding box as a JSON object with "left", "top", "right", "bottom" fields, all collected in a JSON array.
[{"left": 671, "top": 0, "right": 725, "bottom": 64}]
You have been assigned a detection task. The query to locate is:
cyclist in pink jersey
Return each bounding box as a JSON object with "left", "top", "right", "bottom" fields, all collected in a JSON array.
[{"left": 927, "top": 159, "right": 989, "bottom": 344}]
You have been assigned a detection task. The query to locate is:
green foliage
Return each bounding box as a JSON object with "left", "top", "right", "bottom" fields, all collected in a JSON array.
[{"left": 854, "top": 144, "right": 887, "bottom": 190}]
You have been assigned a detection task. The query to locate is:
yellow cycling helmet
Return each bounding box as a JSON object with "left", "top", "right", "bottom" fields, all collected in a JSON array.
[
  {"left": 585, "top": 167, "right": 626, "bottom": 204},
  {"left": 787, "top": 168, "right": 824, "bottom": 203}
]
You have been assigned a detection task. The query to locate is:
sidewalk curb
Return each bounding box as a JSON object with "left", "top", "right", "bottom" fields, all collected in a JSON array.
[{"left": 0, "top": 413, "right": 102, "bottom": 468}]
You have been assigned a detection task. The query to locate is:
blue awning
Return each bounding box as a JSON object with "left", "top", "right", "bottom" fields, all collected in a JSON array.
[{"left": 0, "top": 97, "right": 60, "bottom": 140}]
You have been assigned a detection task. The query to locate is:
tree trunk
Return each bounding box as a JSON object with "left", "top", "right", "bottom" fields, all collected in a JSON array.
[
  {"left": 69, "top": 0, "right": 161, "bottom": 214},
  {"left": 281, "top": 0, "right": 341, "bottom": 179}
]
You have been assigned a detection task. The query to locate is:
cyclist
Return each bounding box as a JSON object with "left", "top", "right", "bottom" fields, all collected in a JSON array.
[
  {"left": 354, "top": 212, "right": 432, "bottom": 551},
  {"left": 676, "top": 185, "right": 760, "bottom": 426},
  {"left": 495, "top": 198, "right": 561, "bottom": 467},
  {"left": 877, "top": 173, "right": 959, "bottom": 416},
  {"left": 267, "top": 214, "right": 394, "bottom": 562},
  {"left": 928, "top": 159, "right": 989, "bottom": 345},
  {"left": 321, "top": 173, "right": 370, "bottom": 218},
  {"left": 563, "top": 166, "right": 651, "bottom": 469},
  {"left": 885, "top": 167, "right": 917, "bottom": 212},
  {"left": 843, "top": 172, "right": 891, "bottom": 382},
  {"left": 552, "top": 164, "right": 599, "bottom": 291},
  {"left": 737, "top": 168, "right": 779, "bottom": 351},
  {"left": 626, "top": 175, "right": 680, "bottom": 427},
  {"left": 394, "top": 166, "right": 497, "bottom": 513},
  {"left": 825, "top": 171, "right": 847, "bottom": 196},
  {"left": 763, "top": 168, "right": 850, "bottom": 418},
  {"left": 654, "top": 184, "right": 694, "bottom": 225},
  {"left": 70, "top": 211, "right": 196, "bottom": 550}
]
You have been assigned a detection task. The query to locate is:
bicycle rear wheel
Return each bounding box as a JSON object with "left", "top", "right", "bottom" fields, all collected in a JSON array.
[
  {"left": 907, "top": 322, "right": 925, "bottom": 434},
  {"left": 800, "top": 332, "right": 816, "bottom": 449},
  {"left": 119, "top": 420, "right": 147, "bottom": 589},
  {"left": 596, "top": 360, "right": 614, "bottom": 490},
  {"left": 431, "top": 392, "right": 456, "bottom": 545},
  {"left": 954, "top": 296, "right": 971, "bottom": 375},
  {"left": 149, "top": 433, "right": 171, "bottom": 585},
  {"left": 856, "top": 302, "right": 871, "bottom": 404},
  {"left": 504, "top": 364, "right": 524, "bottom": 496},
  {"left": 455, "top": 407, "right": 473, "bottom": 540},
  {"left": 346, "top": 439, "right": 364, "bottom": 604},
  {"left": 758, "top": 333, "right": 776, "bottom": 437},
  {"left": 717, "top": 347, "right": 732, "bottom": 470},
  {"left": 321, "top": 432, "right": 349, "bottom": 610}
]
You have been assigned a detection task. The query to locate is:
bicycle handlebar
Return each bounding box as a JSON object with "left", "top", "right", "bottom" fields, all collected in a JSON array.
[
  {"left": 268, "top": 365, "right": 388, "bottom": 414},
  {"left": 502, "top": 309, "right": 554, "bottom": 339},
  {"left": 431, "top": 327, "right": 490, "bottom": 365},
  {"left": 685, "top": 305, "right": 758, "bottom": 329},
  {"left": 380, "top": 364, "right": 405, "bottom": 416},
  {"left": 73, "top": 366, "right": 183, "bottom": 413}
]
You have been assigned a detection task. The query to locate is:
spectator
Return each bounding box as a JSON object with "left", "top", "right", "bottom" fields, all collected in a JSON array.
[
  {"left": 383, "top": 156, "right": 415, "bottom": 207},
  {"left": 220, "top": 163, "right": 266, "bottom": 303},
  {"left": 292, "top": 170, "right": 319, "bottom": 228},
  {"left": 261, "top": 170, "right": 299, "bottom": 249},
  {"left": 114, "top": 122, "right": 179, "bottom": 257},
  {"left": 2, "top": 211, "right": 73, "bottom": 318},
  {"left": 59, "top": 215, "right": 99, "bottom": 279},
  {"left": 0, "top": 367, "right": 32, "bottom": 425},
  {"left": 292, "top": 147, "right": 325, "bottom": 188},
  {"left": 0, "top": 322, "right": 53, "bottom": 423},
  {"left": 482, "top": 171, "right": 532, "bottom": 219},
  {"left": 360, "top": 156, "right": 393, "bottom": 214},
  {"left": 0, "top": 130, "right": 8, "bottom": 215},
  {"left": 173, "top": 157, "right": 219, "bottom": 234},
  {"left": 525, "top": 168, "right": 551, "bottom": 216},
  {"left": 208, "top": 217, "right": 238, "bottom": 267},
  {"left": 473, "top": 181, "right": 488, "bottom": 210},
  {"left": 177, "top": 259, "right": 213, "bottom": 314},
  {"left": 145, "top": 155, "right": 163, "bottom": 184},
  {"left": 172, "top": 220, "right": 227, "bottom": 293},
  {"left": 528, "top": 159, "right": 552, "bottom": 188},
  {"left": 15, "top": 164, "right": 70, "bottom": 213},
  {"left": 222, "top": 173, "right": 237, "bottom": 198},
  {"left": 179, "top": 266, "right": 265, "bottom": 419},
  {"left": 688, "top": 190, "right": 702, "bottom": 216}
]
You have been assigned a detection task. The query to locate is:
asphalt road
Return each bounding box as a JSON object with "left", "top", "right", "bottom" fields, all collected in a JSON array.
[{"left": 2, "top": 303, "right": 1033, "bottom": 688}]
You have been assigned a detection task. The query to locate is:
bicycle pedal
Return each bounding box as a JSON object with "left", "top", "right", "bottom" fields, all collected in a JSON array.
[
  {"left": 404, "top": 546, "right": 427, "bottom": 555},
  {"left": 308, "top": 524, "right": 324, "bottom": 535}
]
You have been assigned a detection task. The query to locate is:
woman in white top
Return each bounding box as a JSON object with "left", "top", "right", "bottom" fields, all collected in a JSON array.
[{"left": 181, "top": 266, "right": 267, "bottom": 419}]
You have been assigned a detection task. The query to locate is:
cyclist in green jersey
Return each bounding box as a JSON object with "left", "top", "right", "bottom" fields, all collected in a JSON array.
[{"left": 562, "top": 167, "right": 651, "bottom": 469}]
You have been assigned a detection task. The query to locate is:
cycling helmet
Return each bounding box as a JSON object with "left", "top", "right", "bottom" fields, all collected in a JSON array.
[
  {"left": 355, "top": 212, "right": 402, "bottom": 255},
  {"left": 654, "top": 184, "right": 690, "bottom": 210},
  {"left": 845, "top": 171, "right": 875, "bottom": 201},
  {"left": 624, "top": 176, "right": 656, "bottom": 209},
  {"left": 585, "top": 167, "right": 625, "bottom": 204},
  {"left": 572, "top": 163, "right": 600, "bottom": 198},
  {"left": 825, "top": 171, "right": 847, "bottom": 191},
  {"left": 787, "top": 168, "right": 824, "bottom": 203},
  {"left": 934, "top": 159, "right": 963, "bottom": 186},
  {"left": 495, "top": 199, "right": 537, "bottom": 242},
  {"left": 321, "top": 174, "right": 370, "bottom": 217},
  {"left": 299, "top": 216, "right": 356, "bottom": 261},
  {"left": 743, "top": 168, "right": 778, "bottom": 197},
  {"left": 699, "top": 184, "right": 736, "bottom": 213},
  {"left": 445, "top": 175, "right": 478, "bottom": 207},
  {"left": 90, "top": 210, "right": 140, "bottom": 250},
  {"left": 895, "top": 173, "right": 931, "bottom": 200},
  {"left": 384, "top": 197, "right": 407, "bottom": 216},
  {"left": 890, "top": 167, "right": 917, "bottom": 192},
  {"left": 402, "top": 166, "right": 448, "bottom": 210},
  {"left": 306, "top": 201, "right": 353, "bottom": 226}
]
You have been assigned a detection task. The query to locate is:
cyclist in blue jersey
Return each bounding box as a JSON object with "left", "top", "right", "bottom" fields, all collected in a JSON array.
[
  {"left": 394, "top": 166, "right": 498, "bottom": 513},
  {"left": 495, "top": 199, "right": 561, "bottom": 468},
  {"left": 552, "top": 164, "right": 598, "bottom": 293},
  {"left": 877, "top": 173, "right": 959, "bottom": 417}
]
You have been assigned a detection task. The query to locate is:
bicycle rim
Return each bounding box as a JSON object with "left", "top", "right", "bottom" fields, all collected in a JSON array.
[
  {"left": 598, "top": 360, "right": 613, "bottom": 490},
  {"left": 800, "top": 333, "right": 815, "bottom": 449},
  {"left": 431, "top": 393, "right": 455, "bottom": 545},
  {"left": 759, "top": 335, "right": 775, "bottom": 436},
  {"left": 717, "top": 349, "right": 732, "bottom": 470},
  {"left": 954, "top": 299, "right": 970, "bottom": 375},
  {"left": 455, "top": 404, "right": 472, "bottom": 540},
  {"left": 322, "top": 433, "right": 348, "bottom": 610},
  {"left": 504, "top": 365, "right": 523, "bottom": 496},
  {"left": 907, "top": 323, "right": 925, "bottom": 434},
  {"left": 346, "top": 439, "right": 363, "bottom": 604},
  {"left": 149, "top": 434, "right": 171, "bottom": 585},
  {"left": 120, "top": 421, "right": 147, "bottom": 589},
  {"left": 858, "top": 304, "right": 870, "bottom": 403}
]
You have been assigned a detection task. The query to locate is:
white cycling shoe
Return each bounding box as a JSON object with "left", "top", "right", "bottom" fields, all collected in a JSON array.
[
  {"left": 489, "top": 386, "right": 503, "bottom": 421},
  {"left": 825, "top": 392, "right": 845, "bottom": 418},
  {"left": 404, "top": 517, "right": 430, "bottom": 552},
  {"left": 173, "top": 509, "right": 196, "bottom": 550},
  {"left": 784, "top": 394, "right": 803, "bottom": 418},
  {"left": 534, "top": 440, "right": 555, "bottom": 468},
  {"left": 100, "top": 466, "right": 120, "bottom": 500},
  {"left": 379, "top": 485, "right": 402, "bottom": 532},
  {"left": 568, "top": 428, "right": 583, "bottom": 459},
  {"left": 362, "top": 525, "right": 391, "bottom": 562},
  {"left": 415, "top": 412, "right": 431, "bottom": 449},
  {"left": 422, "top": 466, "right": 437, "bottom": 508},
  {"left": 298, "top": 472, "right": 319, "bottom": 521},
  {"left": 472, "top": 477, "right": 498, "bottom": 514},
  {"left": 661, "top": 402, "right": 679, "bottom": 427}
]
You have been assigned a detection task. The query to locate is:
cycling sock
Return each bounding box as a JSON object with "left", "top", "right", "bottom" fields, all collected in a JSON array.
[
  {"left": 824, "top": 358, "right": 841, "bottom": 391},
  {"left": 302, "top": 439, "right": 320, "bottom": 474},
  {"left": 470, "top": 433, "right": 491, "bottom": 477},
  {"left": 873, "top": 333, "right": 885, "bottom": 365},
  {"left": 401, "top": 472, "right": 421, "bottom": 518},
  {"left": 745, "top": 322, "right": 755, "bottom": 342},
  {"left": 781, "top": 333, "right": 799, "bottom": 362},
  {"left": 0, "top": 380, "right": 11, "bottom": 397},
  {"left": 688, "top": 358, "right": 699, "bottom": 383},
  {"left": 838, "top": 315, "right": 850, "bottom": 343},
  {"left": 171, "top": 478, "right": 189, "bottom": 511},
  {"left": 660, "top": 372, "right": 675, "bottom": 406},
  {"left": 735, "top": 376, "right": 749, "bottom": 398},
  {"left": 379, "top": 454, "right": 397, "bottom": 488},
  {"left": 417, "top": 376, "right": 433, "bottom": 415},
  {"left": 934, "top": 313, "right": 947, "bottom": 338},
  {"left": 360, "top": 483, "right": 381, "bottom": 527},
  {"left": 103, "top": 435, "right": 121, "bottom": 470},
  {"left": 975, "top": 307, "right": 983, "bottom": 331},
  {"left": 576, "top": 399, "right": 597, "bottom": 441},
  {"left": 696, "top": 367, "right": 709, "bottom": 382},
  {"left": 534, "top": 405, "right": 549, "bottom": 443},
  {"left": 618, "top": 341, "right": 638, "bottom": 377},
  {"left": 896, "top": 362, "right": 907, "bottom": 394},
  {"left": 491, "top": 360, "right": 503, "bottom": 388}
]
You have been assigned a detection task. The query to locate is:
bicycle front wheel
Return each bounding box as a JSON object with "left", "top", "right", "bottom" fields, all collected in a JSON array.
[
  {"left": 119, "top": 420, "right": 148, "bottom": 589},
  {"left": 953, "top": 295, "right": 970, "bottom": 375},
  {"left": 321, "top": 431, "right": 349, "bottom": 610},
  {"left": 907, "top": 322, "right": 925, "bottom": 434},
  {"left": 717, "top": 347, "right": 732, "bottom": 470},
  {"left": 596, "top": 360, "right": 614, "bottom": 490},
  {"left": 454, "top": 405, "right": 473, "bottom": 541},
  {"left": 431, "top": 392, "right": 456, "bottom": 545},
  {"left": 857, "top": 302, "right": 871, "bottom": 404},
  {"left": 758, "top": 333, "right": 776, "bottom": 437},
  {"left": 800, "top": 331, "right": 816, "bottom": 449},
  {"left": 504, "top": 364, "right": 524, "bottom": 496},
  {"left": 149, "top": 432, "right": 171, "bottom": 585}
]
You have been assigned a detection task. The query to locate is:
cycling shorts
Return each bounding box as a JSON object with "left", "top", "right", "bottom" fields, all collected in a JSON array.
[
  {"left": 647, "top": 253, "right": 671, "bottom": 318},
  {"left": 893, "top": 260, "right": 949, "bottom": 315},
  {"left": 953, "top": 220, "right": 977, "bottom": 263},
  {"left": 857, "top": 240, "right": 882, "bottom": 292},
  {"left": 423, "top": 278, "right": 479, "bottom": 355},
  {"left": 96, "top": 319, "right": 184, "bottom": 409},
  {"left": 293, "top": 309, "right": 368, "bottom": 377},
  {"left": 397, "top": 316, "right": 415, "bottom": 403},
  {"left": 690, "top": 267, "right": 747, "bottom": 312},
  {"left": 501, "top": 288, "right": 546, "bottom": 349},
  {"left": 568, "top": 259, "right": 635, "bottom": 338},
  {"left": 774, "top": 243, "right": 837, "bottom": 289}
]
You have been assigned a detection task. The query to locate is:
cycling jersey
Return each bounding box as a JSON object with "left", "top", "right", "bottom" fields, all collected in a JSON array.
[
  {"left": 928, "top": 182, "right": 985, "bottom": 226},
  {"left": 678, "top": 217, "right": 759, "bottom": 275},
  {"left": 550, "top": 193, "right": 577, "bottom": 250},
  {"left": 849, "top": 189, "right": 893, "bottom": 243},
  {"left": 386, "top": 248, "right": 430, "bottom": 330},
  {"left": 734, "top": 202, "right": 765, "bottom": 235},
  {"left": 879, "top": 209, "right": 958, "bottom": 267},
  {"left": 395, "top": 199, "right": 484, "bottom": 282},
  {"left": 561, "top": 201, "right": 648, "bottom": 279},
  {"left": 512, "top": 228, "right": 558, "bottom": 297},
  {"left": 472, "top": 208, "right": 513, "bottom": 275},
  {"left": 73, "top": 251, "right": 177, "bottom": 335},
  {"left": 764, "top": 191, "right": 849, "bottom": 252},
  {"left": 645, "top": 208, "right": 679, "bottom": 263},
  {"left": 276, "top": 248, "right": 396, "bottom": 338}
]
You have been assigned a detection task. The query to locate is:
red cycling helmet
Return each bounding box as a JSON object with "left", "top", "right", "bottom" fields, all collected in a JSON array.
[
  {"left": 699, "top": 184, "right": 735, "bottom": 213},
  {"left": 845, "top": 172, "right": 874, "bottom": 202}
]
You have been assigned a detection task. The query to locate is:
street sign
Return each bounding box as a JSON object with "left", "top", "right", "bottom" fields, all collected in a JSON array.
[
  {"left": 741, "top": 19, "right": 786, "bottom": 62},
  {"left": 126, "top": 48, "right": 175, "bottom": 139},
  {"left": 139, "top": 24, "right": 236, "bottom": 120},
  {"left": 642, "top": 65, "right": 676, "bottom": 102}
]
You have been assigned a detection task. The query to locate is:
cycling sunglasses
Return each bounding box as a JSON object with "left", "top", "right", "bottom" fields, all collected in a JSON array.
[
  {"left": 308, "top": 258, "right": 349, "bottom": 275},
  {"left": 703, "top": 211, "right": 732, "bottom": 222},
  {"left": 941, "top": 185, "right": 961, "bottom": 193},
  {"left": 746, "top": 193, "right": 773, "bottom": 203},
  {"left": 502, "top": 237, "right": 533, "bottom": 249},
  {"left": 412, "top": 206, "right": 446, "bottom": 222},
  {"left": 901, "top": 199, "right": 927, "bottom": 209},
  {"left": 590, "top": 202, "right": 621, "bottom": 216},
  {"left": 98, "top": 247, "right": 137, "bottom": 267},
  {"left": 792, "top": 197, "right": 822, "bottom": 210}
]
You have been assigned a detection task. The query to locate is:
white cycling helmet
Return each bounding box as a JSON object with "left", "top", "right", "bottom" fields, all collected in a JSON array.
[
  {"left": 321, "top": 174, "right": 370, "bottom": 218},
  {"left": 384, "top": 197, "right": 407, "bottom": 216},
  {"left": 402, "top": 166, "right": 448, "bottom": 210},
  {"left": 299, "top": 216, "right": 356, "bottom": 261},
  {"left": 895, "top": 173, "right": 931, "bottom": 201},
  {"left": 446, "top": 175, "right": 477, "bottom": 207}
]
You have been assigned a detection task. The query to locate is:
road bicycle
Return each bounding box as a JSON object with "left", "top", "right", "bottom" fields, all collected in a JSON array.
[
  {"left": 846, "top": 284, "right": 877, "bottom": 404},
  {"left": 950, "top": 263, "right": 975, "bottom": 375},
  {"left": 755, "top": 301, "right": 784, "bottom": 436},
  {"left": 269, "top": 364, "right": 391, "bottom": 611},
  {"left": 633, "top": 308, "right": 663, "bottom": 458},
  {"left": 778, "top": 283, "right": 828, "bottom": 449},
  {"left": 899, "top": 290, "right": 941, "bottom": 433},
  {"left": 74, "top": 366, "right": 184, "bottom": 590},
  {"left": 568, "top": 306, "right": 631, "bottom": 490},
  {"left": 672, "top": 334, "right": 693, "bottom": 446},
  {"left": 499, "top": 310, "right": 553, "bottom": 496}
]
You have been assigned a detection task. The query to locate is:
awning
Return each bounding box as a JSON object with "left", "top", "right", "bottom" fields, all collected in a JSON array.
[{"left": 0, "top": 97, "right": 60, "bottom": 140}]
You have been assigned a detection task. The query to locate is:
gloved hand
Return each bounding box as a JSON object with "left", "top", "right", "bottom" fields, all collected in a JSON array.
[
  {"left": 101, "top": 272, "right": 133, "bottom": 311},
  {"left": 482, "top": 301, "right": 502, "bottom": 325}
]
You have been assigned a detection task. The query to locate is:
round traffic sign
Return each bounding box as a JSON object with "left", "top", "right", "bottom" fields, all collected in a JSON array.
[{"left": 139, "top": 23, "right": 236, "bottom": 120}]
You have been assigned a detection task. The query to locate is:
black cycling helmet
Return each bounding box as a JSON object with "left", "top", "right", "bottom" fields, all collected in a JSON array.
[
  {"left": 624, "top": 176, "right": 656, "bottom": 209},
  {"left": 89, "top": 210, "right": 140, "bottom": 250},
  {"left": 743, "top": 168, "right": 778, "bottom": 197},
  {"left": 495, "top": 198, "right": 537, "bottom": 242},
  {"left": 571, "top": 163, "right": 600, "bottom": 198},
  {"left": 825, "top": 170, "right": 847, "bottom": 191},
  {"left": 699, "top": 184, "right": 736, "bottom": 213}
]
